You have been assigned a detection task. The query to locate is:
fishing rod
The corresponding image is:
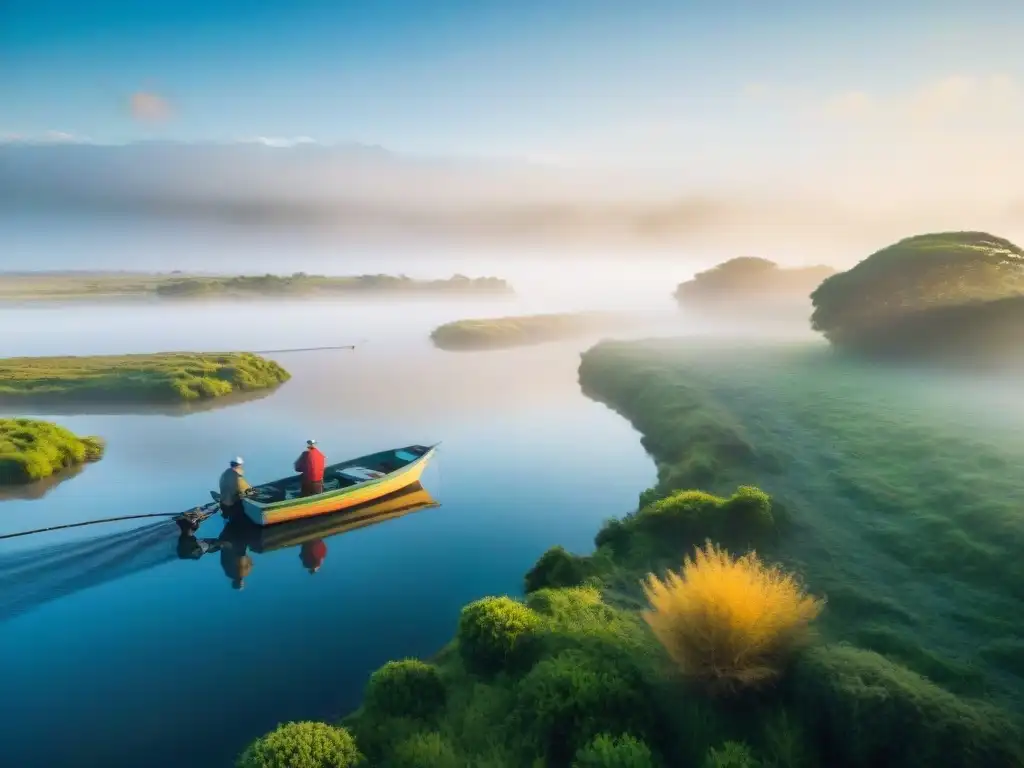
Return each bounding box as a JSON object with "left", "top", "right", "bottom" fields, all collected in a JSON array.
[
  {"left": 0, "top": 501, "right": 220, "bottom": 542},
  {"left": 249, "top": 345, "right": 355, "bottom": 354}
]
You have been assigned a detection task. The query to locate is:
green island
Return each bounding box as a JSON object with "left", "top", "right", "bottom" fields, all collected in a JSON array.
[
  {"left": 0, "top": 352, "right": 290, "bottom": 405},
  {"left": 236, "top": 231, "right": 1024, "bottom": 768},
  {"left": 811, "top": 231, "right": 1024, "bottom": 361},
  {"left": 0, "top": 271, "right": 514, "bottom": 302},
  {"left": 0, "top": 418, "right": 105, "bottom": 486},
  {"left": 674, "top": 258, "right": 836, "bottom": 306},
  {"left": 430, "top": 312, "right": 641, "bottom": 351}
]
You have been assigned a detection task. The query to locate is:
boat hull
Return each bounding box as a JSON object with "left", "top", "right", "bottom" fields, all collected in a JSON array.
[{"left": 241, "top": 445, "right": 436, "bottom": 526}]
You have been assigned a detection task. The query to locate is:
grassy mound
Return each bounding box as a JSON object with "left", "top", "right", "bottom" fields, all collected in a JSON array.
[
  {"left": 578, "top": 338, "right": 1024, "bottom": 711},
  {"left": 810, "top": 231, "right": 1024, "bottom": 357},
  {"left": 0, "top": 352, "right": 290, "bottom": 404},
  {"left": 430, "top": 312, "right": 638, "bottom": 351},
  {"left": 0, "top": 418, "right": 105, "bottom": 485}
]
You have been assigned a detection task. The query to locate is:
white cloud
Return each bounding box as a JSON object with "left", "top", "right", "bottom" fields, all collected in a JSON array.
[
  {"left": 238, "top": 136, "right": 318, "bottom": 148},
  {"left": 819, "top": 74, "right": 1023, "bottom": 127},
  {"left": 0, "top": 130, "right": 87, "bottom": 144}
]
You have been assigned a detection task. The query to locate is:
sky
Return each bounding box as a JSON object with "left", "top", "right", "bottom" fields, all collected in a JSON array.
[{"left": 3, "top": 0, "right": 1024, "bottom": 209}]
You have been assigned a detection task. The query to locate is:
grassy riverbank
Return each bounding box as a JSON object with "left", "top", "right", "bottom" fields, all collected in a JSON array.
[
  {"left": 0, "top": 352, "right": 290, "bottom": 404},
  {"left": 0, "top": 271, "right": 513, "bottom": 301},
  {"left": 0, "top": 418, "right": 105, "bottom": 485},
  {"left": 430, "top": 311, "right": 638, "bottom": 351},
  {"left": 237, "top": 337, "right": 1024, "bottom": 768}
]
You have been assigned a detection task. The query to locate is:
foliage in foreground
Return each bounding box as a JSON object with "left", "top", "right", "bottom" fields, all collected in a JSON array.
[
  {"left": 241, "top": 335, "right": 1024, "bottom": 767},
  {"left": 237, "top": 721, "right": 362, "bottom": 768},
  {"left": 0, "top": 417, "right": 105, "bottom": 485},
  {"left": 430, "top": 311, "right": 640, "bottom": 351},
  {"left": 0, "top": 351, "right": 290, "bottom": 403},
  {"left": 642, "top": 541, "right": 824, "bottom": 694}
]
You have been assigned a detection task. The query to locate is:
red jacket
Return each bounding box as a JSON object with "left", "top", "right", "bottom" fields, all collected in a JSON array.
[{"left": 294, "top": 446, "right": 325, "bottom": 482}]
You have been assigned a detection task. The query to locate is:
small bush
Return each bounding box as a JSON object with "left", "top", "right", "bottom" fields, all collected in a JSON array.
[
  {"left": 0, "top": 418, "right": 106, "bottom": 485},
  {"left": 386, "top": 731, "right": 461, "bottom": 768},
  {"left": 572, "top": 733, "right": 657, "bottom": 767},
  {"left": 597, "top": 487, "right": 776, "bottom": 562},
  {"left": 642, "top": 541, "right": 823, "bottom": 693},
  {"left": 457, "top": 596, "right": 541, "bottom": 675},
  {"left": 524, "top": 545, "right": 591, "bottom": 593},
  {"left": 790, "top": 644, "right": 1024, "bottom": 768},
  {"left": 237, "top": 722, "right": 363, "bottom": 768},
  {"left": 364, "top": 659, "right": 446, "bottom": 720},
  {"left": 515, "top": 649, "right": 656, "bottom": 763},
  {"left": 702, "top": 741, "right": 761, "bottom": 768}
]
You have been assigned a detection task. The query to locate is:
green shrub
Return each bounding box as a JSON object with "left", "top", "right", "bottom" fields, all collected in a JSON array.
[
  {"left": 524, "top": 545, "right": 591, "bottom": 593},
  {"left": 596, "top": 486, "right": 776, "bottom": 562},
  {"left": 514, "top": 649, "right": 657, "bottom": 764},
  {"left": 572, "top": 733, "right": 657, "bottom": 767},
  {"left": 237, "top": 722, "right": 363, "bottom": 768},
  {"left": 457, "top": 596, "right": 542, "bottom": 675},
  {"left": 385, "top": 731, "right": 461, "bottom": 768},
  {"left": 364, "top": 659, "right": 446, "bottom": 720},
  {"left": 702, "top": 741, "right": 761, "bottom": 768},
  {"left": 790, "top": 644, "right": 1024, "bottom": 767},
  {"left": 0, "top": 418, "right": 106, "bottom": 485}
]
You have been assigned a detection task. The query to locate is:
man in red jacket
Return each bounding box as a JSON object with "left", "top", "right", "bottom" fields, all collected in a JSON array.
[{"left": 294, "top": 439, "right": 326, "bottom": 497}]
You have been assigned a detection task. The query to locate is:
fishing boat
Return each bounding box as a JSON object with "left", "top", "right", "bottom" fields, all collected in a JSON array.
[{"left": 210, "top": 443, "right": 438, "bottom": 527}]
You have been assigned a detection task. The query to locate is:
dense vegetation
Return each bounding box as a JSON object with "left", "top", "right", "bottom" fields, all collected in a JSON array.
[
  {"left": 238, "top": 337, "right": 1024, "bottom": 767},
  {"left": 0, "top": 352, "right": 290, "bottom": 404},
  {"left": 431, "top": 312, "right": 639, "bottom": 351},
  {"left": 0, "top": 418, "right": 105, "bottom": 485},
  {"left": 0, "top": 271, "right": 513, "bottom": 301},
  {"left": 674, "top": 258, "right": 835, "bottom": 306},
  {"left": 810, "top": 231, "right": 1024, "bottom": 358}
]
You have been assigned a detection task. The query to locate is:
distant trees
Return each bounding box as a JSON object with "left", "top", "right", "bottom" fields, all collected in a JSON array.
[{"left": 674, "top": 258, "right": 835, "bottom": 305}]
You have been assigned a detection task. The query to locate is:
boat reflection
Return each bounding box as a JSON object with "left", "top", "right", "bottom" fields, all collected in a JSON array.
[{"left": 176, "top": 483, "right": 439, "bottom": 589}]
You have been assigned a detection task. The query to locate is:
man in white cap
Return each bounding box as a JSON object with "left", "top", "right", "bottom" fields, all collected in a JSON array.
[
  {"left": 294, "top": 439, "right": 326, "bottom": 497},
  {"left": 219, "top": 457, "right": 251, "bottom": 519}
]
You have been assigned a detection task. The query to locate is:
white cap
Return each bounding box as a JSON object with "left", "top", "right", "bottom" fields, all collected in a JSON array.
[
  {"left": 231, "top": 456, "right": 244, "bottom": 465},
  {"left": 307, "top": 439, "right": 316, "bottom": 446}
]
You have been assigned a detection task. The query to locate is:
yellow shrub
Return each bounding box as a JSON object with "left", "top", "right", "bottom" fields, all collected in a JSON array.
[{"left": 641, "top": 541, "right": 823, "bottom": 693}]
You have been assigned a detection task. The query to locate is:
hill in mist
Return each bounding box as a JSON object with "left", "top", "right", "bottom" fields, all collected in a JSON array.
[
  {"left": 811, "top": 231, "right": 1024, "bottom": 363},
  {"left": 673, "top": 257, "right": 836, "bottom": 308}
]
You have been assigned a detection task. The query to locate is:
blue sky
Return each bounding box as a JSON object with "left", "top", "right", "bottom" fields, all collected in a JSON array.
[{"left": 3, "top": 0, "right": 1024, "bottom": 179}]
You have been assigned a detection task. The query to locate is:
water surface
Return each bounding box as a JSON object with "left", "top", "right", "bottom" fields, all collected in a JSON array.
[{"left": 0, "top": 298, "right": 657, "bottom": 768}]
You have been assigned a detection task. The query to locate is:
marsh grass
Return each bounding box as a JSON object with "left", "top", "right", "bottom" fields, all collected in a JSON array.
[
  {"left": 430, "top": 312, "right": 641, "bottom": 351},
  {"left": 0, "top": 352, "right": 290, "bottom": 404},
  {"left": 642, "top": 542, "right": 824, "bottom": 694},
  {"left": 0, "top": 417, "right": 105, "bottom": 485},
  {"left": 579, "top": 338, "right": 1024, "bottom": 712}
]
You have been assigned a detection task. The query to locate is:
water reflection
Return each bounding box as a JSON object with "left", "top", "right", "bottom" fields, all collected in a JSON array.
[
  {"left": 0, "top": 465, "right": 85, "bottom": 502},
  {"left": 0, "top": 484, "right": 438, "bottom": 620},
  {"left": 176, "top": 483, "right": 439, "bottom": 589},
  {"left": 0, "top": 386, "right": 281, "bottom": 418}
]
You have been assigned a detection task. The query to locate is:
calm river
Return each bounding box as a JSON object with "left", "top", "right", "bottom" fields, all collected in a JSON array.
[{"left": 0, "top": 297, "right": 660, "bottom": 768}]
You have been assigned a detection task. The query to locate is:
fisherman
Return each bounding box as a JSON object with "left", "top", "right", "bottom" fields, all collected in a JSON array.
[
  {"left": 219, "top": 457, "right": 251, "bottom": 520},
  {"left": 294, "top": 439, "right": 326, "bottom": 497}
]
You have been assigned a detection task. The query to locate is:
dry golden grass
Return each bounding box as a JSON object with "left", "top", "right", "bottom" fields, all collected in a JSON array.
[{"left": 641, "top": 541, "right": 824, "bottom": 694}]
